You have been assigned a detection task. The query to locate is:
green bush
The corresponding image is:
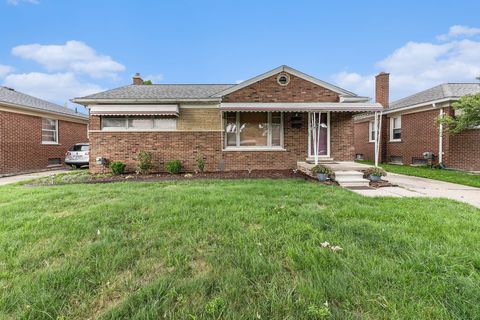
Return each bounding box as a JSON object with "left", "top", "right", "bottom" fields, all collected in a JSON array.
[
  {"left": 364, "top": 167, "right": 387, "bottom": 178},
  {"left": 109, "top": 161, "right": 126, "bottom": 175},
  {"left": 137, "top": 150, "right": 153, "bottom": 174},
  {"left": 311, "top": 164, "right": 335, "bottom": 179},
  {"left": 196, "top": 156, "right": 205, "bottom": 173},
  {"left": 165, "top": 160, "right": 182, "bottom": 174}
]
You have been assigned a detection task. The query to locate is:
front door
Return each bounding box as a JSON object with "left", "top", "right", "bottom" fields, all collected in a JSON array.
[{"left": 308, "top": 112, "right": 330, "bottom": 158}]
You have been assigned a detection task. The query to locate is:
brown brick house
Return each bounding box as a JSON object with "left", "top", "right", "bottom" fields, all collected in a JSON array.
[
  {"left": 0, "top": 87, "right": 88, "bottom": 176},
  {"left": 354, "top": 75, "right": 480, "bottom": 171},
  {"left": 72, "top": 65, "right": 382, "bottom": 173}
]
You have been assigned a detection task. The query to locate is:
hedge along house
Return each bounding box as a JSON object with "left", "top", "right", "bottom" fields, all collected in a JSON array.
[
  {"left": 72, "top": 65, "right": 382, "bottom": 173},
  {"left": 354, "top": 75, "right": 480, "bottom": 171}
]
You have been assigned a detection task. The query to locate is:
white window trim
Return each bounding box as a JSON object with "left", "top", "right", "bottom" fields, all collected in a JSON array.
[
  {"left": 390, "top": 116, "right": 402, "bottom": 142},
  {"left": 368, "top": 120, "right": 375, "bottom": 143},
  {"left": 224, "top": 111, "right": 284, "bottom": 150},
  {"left": 42, "top": 118, "right": 59, "bottom": 144}
]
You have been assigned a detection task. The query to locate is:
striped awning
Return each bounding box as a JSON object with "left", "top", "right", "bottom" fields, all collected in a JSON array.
[
  {"left": 90, "top": 104, "right": 179, "bottom": 116},
  {"left": 220, "top": 102, "right": 383, "bottom": 112}
]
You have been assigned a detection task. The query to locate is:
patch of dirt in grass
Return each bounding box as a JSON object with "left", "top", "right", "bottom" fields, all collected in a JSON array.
[
  {"left": 190, "top": 257, "right": 211, "bottom": 277},
  {"left": 246, "top": 223, "right": 263, "bottom": 231},
  {"left": 90, "top": 260, "right": 167, "bottom": 319}
]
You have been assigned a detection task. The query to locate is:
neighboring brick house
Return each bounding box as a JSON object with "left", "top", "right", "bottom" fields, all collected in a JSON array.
[
  {"left": 0, "top": 87, "right": 88, "bottom": 176},
  {"left": 354, "top": 76, "right": 480, "bottom": 172},
  {"left": 73, "top": 65, "right": 382, "bottom": 173}
]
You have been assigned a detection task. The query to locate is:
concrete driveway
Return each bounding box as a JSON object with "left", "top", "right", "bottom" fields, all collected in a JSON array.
[
  {"left": 353, "top": 172, "right": 480, "bottom": 208},
  {"left": 0, "top": 169, "right": 69, "bottom": 186}
]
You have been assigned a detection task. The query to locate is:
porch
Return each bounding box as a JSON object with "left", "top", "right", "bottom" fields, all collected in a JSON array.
[{"left": 220, "top": 102, "right": 384, "bottom": 166}]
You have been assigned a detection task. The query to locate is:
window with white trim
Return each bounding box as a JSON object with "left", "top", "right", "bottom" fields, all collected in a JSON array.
[
  {"left": 101, "top": 116, "right": 176, "bottom": 131},
  {"left": 224, "top": 112, "right": 283, "bottom": 149},
  {"left": 368, "top": 120, "right": 376, "bottom": 142},
  {"left": 42, "top": 118, "right": 58, "bottom": 144},
  {"left": 390, "top": 116, "right": 401, "bottom": 141}
]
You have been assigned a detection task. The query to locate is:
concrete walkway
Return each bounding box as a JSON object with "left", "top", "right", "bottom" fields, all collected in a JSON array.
[
  {"left": 0, "top": 169, "right": 69, "bottom": 186},
  {"left": 352, "top": 173, "right": 480, "bottom": 208}
]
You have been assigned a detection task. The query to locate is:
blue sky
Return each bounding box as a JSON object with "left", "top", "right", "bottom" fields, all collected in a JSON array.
[{"left": 1, "top": 0, "right": 479, "bottom": 111}]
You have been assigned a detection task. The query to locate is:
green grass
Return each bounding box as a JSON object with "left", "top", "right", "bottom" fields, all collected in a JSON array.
[
  {"left": 357, "top": 160, "right": 480, "bottom": 188},
  {"left": 1, "top": 179, "right": 479, "bottom": 319}
]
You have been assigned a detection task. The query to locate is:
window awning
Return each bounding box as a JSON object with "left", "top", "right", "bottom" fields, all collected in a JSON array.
[
  {"left": 90, "top": 104, "right": 179, "bottom": 116},
  {"left": 220, "top": 102, "right": 383, "bottom": 112}
]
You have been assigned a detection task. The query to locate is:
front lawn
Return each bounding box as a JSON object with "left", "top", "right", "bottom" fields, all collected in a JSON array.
[
  {"left": 1, "top": 179, "right": 479, "bottom": 319},
  {"left": 357, "top": 160, "right": 480, "bottom": 188}
]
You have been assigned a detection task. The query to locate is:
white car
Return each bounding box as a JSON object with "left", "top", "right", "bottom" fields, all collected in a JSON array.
[{"left": 65, "top": 143, "right": 89, "bottom": 168}]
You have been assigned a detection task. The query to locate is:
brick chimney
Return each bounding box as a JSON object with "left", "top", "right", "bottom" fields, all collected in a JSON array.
[
  {"left": 375, "top": 72, "right": 390, "bottom": 108},
  {"left": 132, "top": 73, "right": 143, "bottom": 85}
]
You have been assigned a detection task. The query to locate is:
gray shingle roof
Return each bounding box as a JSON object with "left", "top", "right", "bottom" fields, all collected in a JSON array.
[
  {"left": 79, "top": 84, "right": 235, "bottom": 100},
  {"left": 389, "top": 83, "right": 480, "bottom": 110},
  {"left": 0, "top": 86, "right": 87, "bottom": 119}
]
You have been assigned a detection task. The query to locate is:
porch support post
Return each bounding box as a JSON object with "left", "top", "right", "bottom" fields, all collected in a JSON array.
[
  {"left": 310, "top": 112, "right": 319, "bottom": 165},
  {"left": 374, "top": 111, "right": 382, "bottom": 167}
]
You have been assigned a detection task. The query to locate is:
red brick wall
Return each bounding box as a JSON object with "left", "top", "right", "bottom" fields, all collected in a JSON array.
[
  {"left": 222, "top": 72, "right": 340, "bottom": 103},
  {"left": 447, "top": 129, "right": 480, "bottom": 171},
  {"left": 0, "top": 111, "right": 88, "bottom": 175},
  {"left": 354, "top": 120, "right": 375, "bottom": 161},
  {"left": 89, "top": 111, "right": 356, "bottom": 173},
  {"left": 385, "top": 109, "right": 440, "bottom": 165}
]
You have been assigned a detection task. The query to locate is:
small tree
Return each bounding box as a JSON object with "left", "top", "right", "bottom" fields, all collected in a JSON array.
[
  {"left": 143, "top": 80, "right": 152, "bottom": 85},
  {"left": 437, "top": 93, "right": 480, "bottom": 133}
]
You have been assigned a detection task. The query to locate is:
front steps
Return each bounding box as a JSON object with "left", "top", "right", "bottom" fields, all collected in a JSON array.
[
  {"left": 334, "top": 171, "right": 370, "bottom": 188},
  {"left": 296, "top": 161, "right": 371, "bottom": 188}
]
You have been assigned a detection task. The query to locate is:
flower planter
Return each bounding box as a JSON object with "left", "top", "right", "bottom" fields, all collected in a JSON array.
[
  {"left": 316, "top": 173, "right": 328, "bottom": 182},
  {"left": 369, "top": 174, "right": 382, "bottom": 182}
]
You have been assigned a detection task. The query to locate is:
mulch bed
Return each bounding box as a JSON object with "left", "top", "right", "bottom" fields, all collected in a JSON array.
[
  {"left": 84, "top": 169, "right": 322, "bottom": 184},
  {"left": 369, "top": 179, "right": 397, "bottom": 188}
]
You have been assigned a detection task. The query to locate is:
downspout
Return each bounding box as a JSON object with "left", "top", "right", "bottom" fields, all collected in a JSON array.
[{"left": 437, "top": 104, "right": 443, "bottom": 164}]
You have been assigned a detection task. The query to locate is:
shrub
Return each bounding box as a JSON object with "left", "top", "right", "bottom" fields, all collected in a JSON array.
[
  {"left": 205, "top": 297, "right": 226, "bottom": 316},
  {"left": 109, "top": 161, "right": 126, "bottom": 175},
  {"left": 137, "top": 150, "right": 153, "bottom": 174},
  {"left": 196, "top": 156, "right": 205, "bottom": 173},
  {"left": 311, "top": 164, "right": 334, "bottom": 178},
  {"left": 364, "top": 167, "right": 387, "bottom": 178},
  {"left": 165, "top": 160, "right": 182, "bottom": 174}
]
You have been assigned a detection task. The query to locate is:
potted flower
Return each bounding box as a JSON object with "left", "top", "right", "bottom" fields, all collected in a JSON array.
[
  {"left": 364, "top": 167, "right": 387, "bottom": 182},
  {"left": 311, "top": 164, "right": 334, "bottom": 182}
]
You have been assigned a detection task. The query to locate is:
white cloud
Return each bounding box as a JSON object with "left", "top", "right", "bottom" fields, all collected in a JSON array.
[
  {"left": 437, "top": 25, "right": 480, "bottom": 41},
  {"left": 11, "top": 40, "right": 125, "bottom": 78},
  {"left": 6, "top": 0, "right": 38, "bottom": 5},
  {"left": 332, "top": 38, "right": 480, "bottom": 101},
  {"left": 0, "top": 64, "right": 14, "bottom": 78},
  {"left": 144, "top": 73, "right": 164, "bottom": 83},
  {"left": 3, "top": 72, "right": 103, "bottom": 106},
  {"left": 235, "top": 80, "right": 244, "bottom": 84}
]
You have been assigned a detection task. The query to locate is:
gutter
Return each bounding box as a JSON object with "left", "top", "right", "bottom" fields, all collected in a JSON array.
[
  {"left": 0, "top": 100, "right": 88, "bottom": 122},
  {"left": 71, "top": 98, "right": 222, "bottom": 106},
  {"left": 383, "top": 97, "right": 457, "bottom": 115}
]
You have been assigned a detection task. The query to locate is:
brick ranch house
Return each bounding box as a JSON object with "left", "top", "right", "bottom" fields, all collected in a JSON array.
[
  {"left": 0, "top": 86, "right": 88, "bottom": 176},
  {"left": 73, "top": 65, "right": 382, "bottom": 173},
  {"left": 354, "top": 74, "right": 480, "bottom": 171}
]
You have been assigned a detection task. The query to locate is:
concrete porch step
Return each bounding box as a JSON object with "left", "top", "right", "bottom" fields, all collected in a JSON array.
[
  {"left": 335, "top": 171, "right": 370, "bottom": 188},
  {"left": 305, "top": 157, "right": 334, "bottom": 163},
  {"left": 335, "top": 170, "right": 365, "bottom": 178}
]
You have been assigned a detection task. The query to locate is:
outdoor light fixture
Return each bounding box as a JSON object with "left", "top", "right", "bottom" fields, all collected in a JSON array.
[{"left": 291, "top": 113, "right": 302, "bottom": 128}]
